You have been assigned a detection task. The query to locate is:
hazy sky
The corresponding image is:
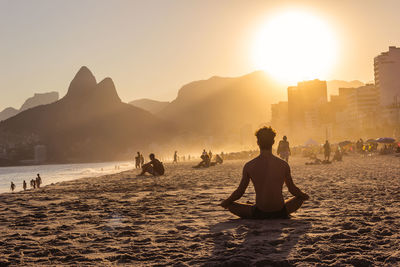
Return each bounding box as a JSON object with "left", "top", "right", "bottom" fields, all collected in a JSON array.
[{"left": 1, "top": 0, "right": 400, "bottom": 110}]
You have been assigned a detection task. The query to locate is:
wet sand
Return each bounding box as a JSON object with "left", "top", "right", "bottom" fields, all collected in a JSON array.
[{"left": 0, "top": 155, "right": 399, "bottom": 266}]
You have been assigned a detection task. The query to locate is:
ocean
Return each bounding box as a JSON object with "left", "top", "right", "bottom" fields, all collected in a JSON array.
[{"left": 0, "top": 161, "right": 135, "bottom": 193}]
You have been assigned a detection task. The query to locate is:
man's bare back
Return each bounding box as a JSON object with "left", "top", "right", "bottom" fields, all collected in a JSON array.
[{"left": 220, "top": 127, "right": 309, "bottom": 219}]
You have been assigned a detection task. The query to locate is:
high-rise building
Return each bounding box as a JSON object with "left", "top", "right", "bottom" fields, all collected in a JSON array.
[
  {"left": 374, "top": 46, "right": 400, "bottom": 106},
  {"left": 287, "top": 80, "right": 327, "bottom": 141}
]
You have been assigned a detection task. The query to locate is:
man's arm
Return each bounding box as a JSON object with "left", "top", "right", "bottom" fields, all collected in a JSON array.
[
  {"left": 284, "top": 164, "right": 309, "bottom": 200},
  {"left": 220, "top": 165, "right": 250, "bottom": 208}
]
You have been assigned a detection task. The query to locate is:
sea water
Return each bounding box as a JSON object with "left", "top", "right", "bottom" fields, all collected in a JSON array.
[{"left": 0, "top": 161, "right": 135, "bottom": 193}]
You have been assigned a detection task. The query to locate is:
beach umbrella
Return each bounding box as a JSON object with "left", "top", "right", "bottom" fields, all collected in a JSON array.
[
  {"left": 304, "top": 138, "right": 318, "bottom": 146},
  {"left": 376, "top": 137, "right": 395, "bottom": 143},
  {"left": 339, "top": 141, "right": 352, "bottom": 146}
]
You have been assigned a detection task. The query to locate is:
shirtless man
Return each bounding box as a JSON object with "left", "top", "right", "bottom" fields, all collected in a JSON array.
[
  {"left": 220, "top": 126, "right": 309, "bottom": 219},
  {"left": 139, "top": 153, "right": 165, "bottom": 176}
]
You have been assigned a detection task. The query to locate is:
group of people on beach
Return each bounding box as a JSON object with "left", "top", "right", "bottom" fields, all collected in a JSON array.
[
  {"left": 193, "top": 149, "right": 223, "bottom": 168},
  {"left": 10, "top": 174, "right": 41, "bottom": 192}
]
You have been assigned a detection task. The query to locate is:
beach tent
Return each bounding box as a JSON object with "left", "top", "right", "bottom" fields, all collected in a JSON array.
[
  {"left": 339, "top": 141, "right": 352, "bottom": 147},
  {"left": 376, "top": 137, "right": 395, "bottom": 143},
  {"left": 304, "top": 139, "right": 318, "bottom": 146}
]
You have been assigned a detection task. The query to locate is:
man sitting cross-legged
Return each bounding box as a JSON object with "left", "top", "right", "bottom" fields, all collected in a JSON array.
[{"left": 220, "top": 126, "right": 309, "bottom": 219}]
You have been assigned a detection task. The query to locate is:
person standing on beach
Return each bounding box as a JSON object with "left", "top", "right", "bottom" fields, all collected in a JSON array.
[
  {"left": 173, "top": 151, "right": 178, "bottom": 163},
  {"left": 323, "top": 140, "right": 331, "bottom": 161},
  {"left": 135, "top": 152, "right": 141, "bottom": 169},
  {"left": 138, "top": 153, "right": 165, "bottom": 176},
  {"left": 140, "top": 153, "right": 144, "bottom": 166},
  {"left": 10, "top": 182, "right": 15, "bottom": 192},
  {"left": 220, "top": 126, "right": 309, "bottom": 219},
  {"left": 23, "top": 180, "right": 27, "bottom": 191},
  {"left": 277, "top": 136, "right": 291, "bottom": 162},
  {"left": 36, "top": 174, "right": 42, "bottom": 188},
  {"left": 31, "top": 179, "right": 36, "bottom": 189}
]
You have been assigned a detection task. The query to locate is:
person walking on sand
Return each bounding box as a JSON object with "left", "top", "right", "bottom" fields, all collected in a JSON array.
[
  {"left": 140, "top": 153, "right": 144, "bottom": 166},
  {"left": 10, "top": 182, "right": 15, "bottom": 192},
  {"left": 173, "top": 151, "right": 178, "bottom": 163},
  {"left": 220, "top": 126, "right": 309, "bottom": 219},
  {"left": 135, "top": 152, "right": 141, "bottom": 169},
  {"left": 138, "top": 153, "right": 165, "bottom": 176},
  {"left": 277, "top": 136, "right": 291, "bottom": 162},
  {"left": 31, "top": 179, "right": 36, "bottom": 189},
  {"left": 23, "top": 180, "right": 27, "bottom": 191},
  {"left": 323, "top": 140, "right": 331, "bottom": 162}
]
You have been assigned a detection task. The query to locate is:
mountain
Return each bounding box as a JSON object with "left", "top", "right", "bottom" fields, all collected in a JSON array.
[
  {"left": 0, "top": 66, "right": 171, "bottom": 163},
  {"left": 0, "top": 107, "right": 19, "bottom": 122},
  {"left": 0, "top": 92, "right": 59, "bottom": 122},
  {"left": 158, "top": 71, "right": 286, "bottom": 147},
  {"left": 327, "top": 80, "right": 365, "bottom": 96},
  {"left": 19, "top": 92, "right": 59, "bottom": 112},
  {"left": 129, "top": 99, "right": 170, "bottom": 114}
]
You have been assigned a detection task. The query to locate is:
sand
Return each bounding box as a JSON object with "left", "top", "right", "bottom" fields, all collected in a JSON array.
[{"left": 0, "top": 155, "right": 399, "bottom": 266}]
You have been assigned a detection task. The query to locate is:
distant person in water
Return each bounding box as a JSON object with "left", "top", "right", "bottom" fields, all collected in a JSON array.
[
  {"left": 173, "top": 151, "right": 178, "bottom": 163},
  {"left": 139, "top": 153, "right": 165, "bottom": 176},
  {"left": 135, "top": 152, "right": 141, "bottom": 169},
  {"left": 36, "top": 174, "right": 42, "bottom": 188},
  {"left": 10, "top": 182, "right": 15, "bottom": 192},
  {"left": 220, "top": 126, "right": 309, "bottom": 219},
  {"left": 23, "top": 180, "right": 27, "bottom": 191},
  {"left": 323, "top": 140, "right": 331, "bottom": 161},
  {"left": 277, "top": 136, "right": 291, "bottom": 162}
]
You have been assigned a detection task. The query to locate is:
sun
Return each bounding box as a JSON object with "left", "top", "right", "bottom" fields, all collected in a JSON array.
[{"left": 252, "top": 10, "right": 337, "bottom": 84}]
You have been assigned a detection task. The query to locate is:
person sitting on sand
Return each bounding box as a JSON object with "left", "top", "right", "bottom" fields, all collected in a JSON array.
[
  {"left": 215, "top": 154, "right": 223, "bottom": 164},
  {"left": 23, "top": 180, "right": 27, "bottom": 191},
  {"left": 277, "top": 136, "right": 291, "bottom": 162},
  {"left": 220, "top": 126, "right": 309, "bottom": 219},
  {"left": 194, "top": 153, "right": 211, "bottom": 168},
  {"left": 138, "top": 153, "right": 165, "bottom": 176},
  {"left": 333, "top": 148, "right": 342, "bottom": 162}
]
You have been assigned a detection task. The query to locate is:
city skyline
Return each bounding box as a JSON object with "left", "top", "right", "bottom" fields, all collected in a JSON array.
[{"left": 2, "top": 0, "right": 400, "bottom": 111}]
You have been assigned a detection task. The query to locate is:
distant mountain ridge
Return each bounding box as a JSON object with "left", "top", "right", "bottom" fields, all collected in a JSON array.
[
  {"left": 0, "top": 92, "right": 59, "bottom": 121},
  {"left": 129, "top": 99, "right": 169, "bottom": 114},
  {"left": 0, "top": 66, "right": 171, "bottom": 163}
]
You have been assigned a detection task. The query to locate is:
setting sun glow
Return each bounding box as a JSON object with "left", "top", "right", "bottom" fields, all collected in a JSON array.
[{"left": 253, "top": 10, "right": 337, "bottom": 84}]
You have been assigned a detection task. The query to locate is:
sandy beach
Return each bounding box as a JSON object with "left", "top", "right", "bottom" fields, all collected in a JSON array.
[{"left": 0, "top": 155, "right": 399, "bottom": 266}]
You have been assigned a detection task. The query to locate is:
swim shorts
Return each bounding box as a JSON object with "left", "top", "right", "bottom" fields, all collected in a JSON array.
[{"left": 251, "top": 205, "right": 289, "bottom": 219}]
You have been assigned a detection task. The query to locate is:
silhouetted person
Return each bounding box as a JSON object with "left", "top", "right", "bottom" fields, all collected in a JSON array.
[
  {"left": 36, "top": 174, "right": 42, "bottom": 188},
  {"left": 30, "top": 179, "right": 36, "bottom": 189},
  {"left": 23, "top": 180, "right": 27, "bottom": 191},
  {"left": 173, "top": 151, "right": 178, "bottom": 163},
  {"left": 333, "top": 148, "right": 342, "bottom": 162},
  {"left": 323, "top": 140, "right": 331, "bottom": 161},
  {"left": 139, "top": 153, "right": 165, "bottom": 176},
  {"left": 277, "top": 136, "right": 291, "bottom": 162},
  {"left": 195, "top": 153, "right": 211, "bottom": 168},
  {"left": 220, "top": 126, "right": 309, "bottom": 219},
  {"left": 135, "top": 152, "right": 141, "bottom": 169},
  {"left": 215, "top": 154, "right": 223, "bottom": 164},
  {"left": 209, "top": 150, "right": 213, "bottom": 161},
  {"left": 140, "top": 153, "right": 144, "bottom": 166},
  {"left": 10, "top": 182, "right": 15, "bottom": 192}
]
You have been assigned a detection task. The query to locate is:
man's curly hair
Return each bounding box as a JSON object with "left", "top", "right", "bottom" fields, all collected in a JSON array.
[{"left": 255, "top": 126, "right": 276, "bottom": 150}]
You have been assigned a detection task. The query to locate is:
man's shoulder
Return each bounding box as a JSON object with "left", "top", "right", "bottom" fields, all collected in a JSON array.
[{"left": 272, "top": 154, "right": 290, "bottom": 168}]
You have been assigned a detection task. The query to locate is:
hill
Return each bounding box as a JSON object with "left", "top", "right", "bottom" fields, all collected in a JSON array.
[
  {"left": 129, "top": 98, "right": 169, "bottom": 114},
  {"left": 0, "top": 92, "right": 59, "bottom": 122},
  {"left": 0, "top": 67, "right": 171, "bottom": 163},
  {"left": 158, "top": 71, "right": 286, "bottom": 149}
]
